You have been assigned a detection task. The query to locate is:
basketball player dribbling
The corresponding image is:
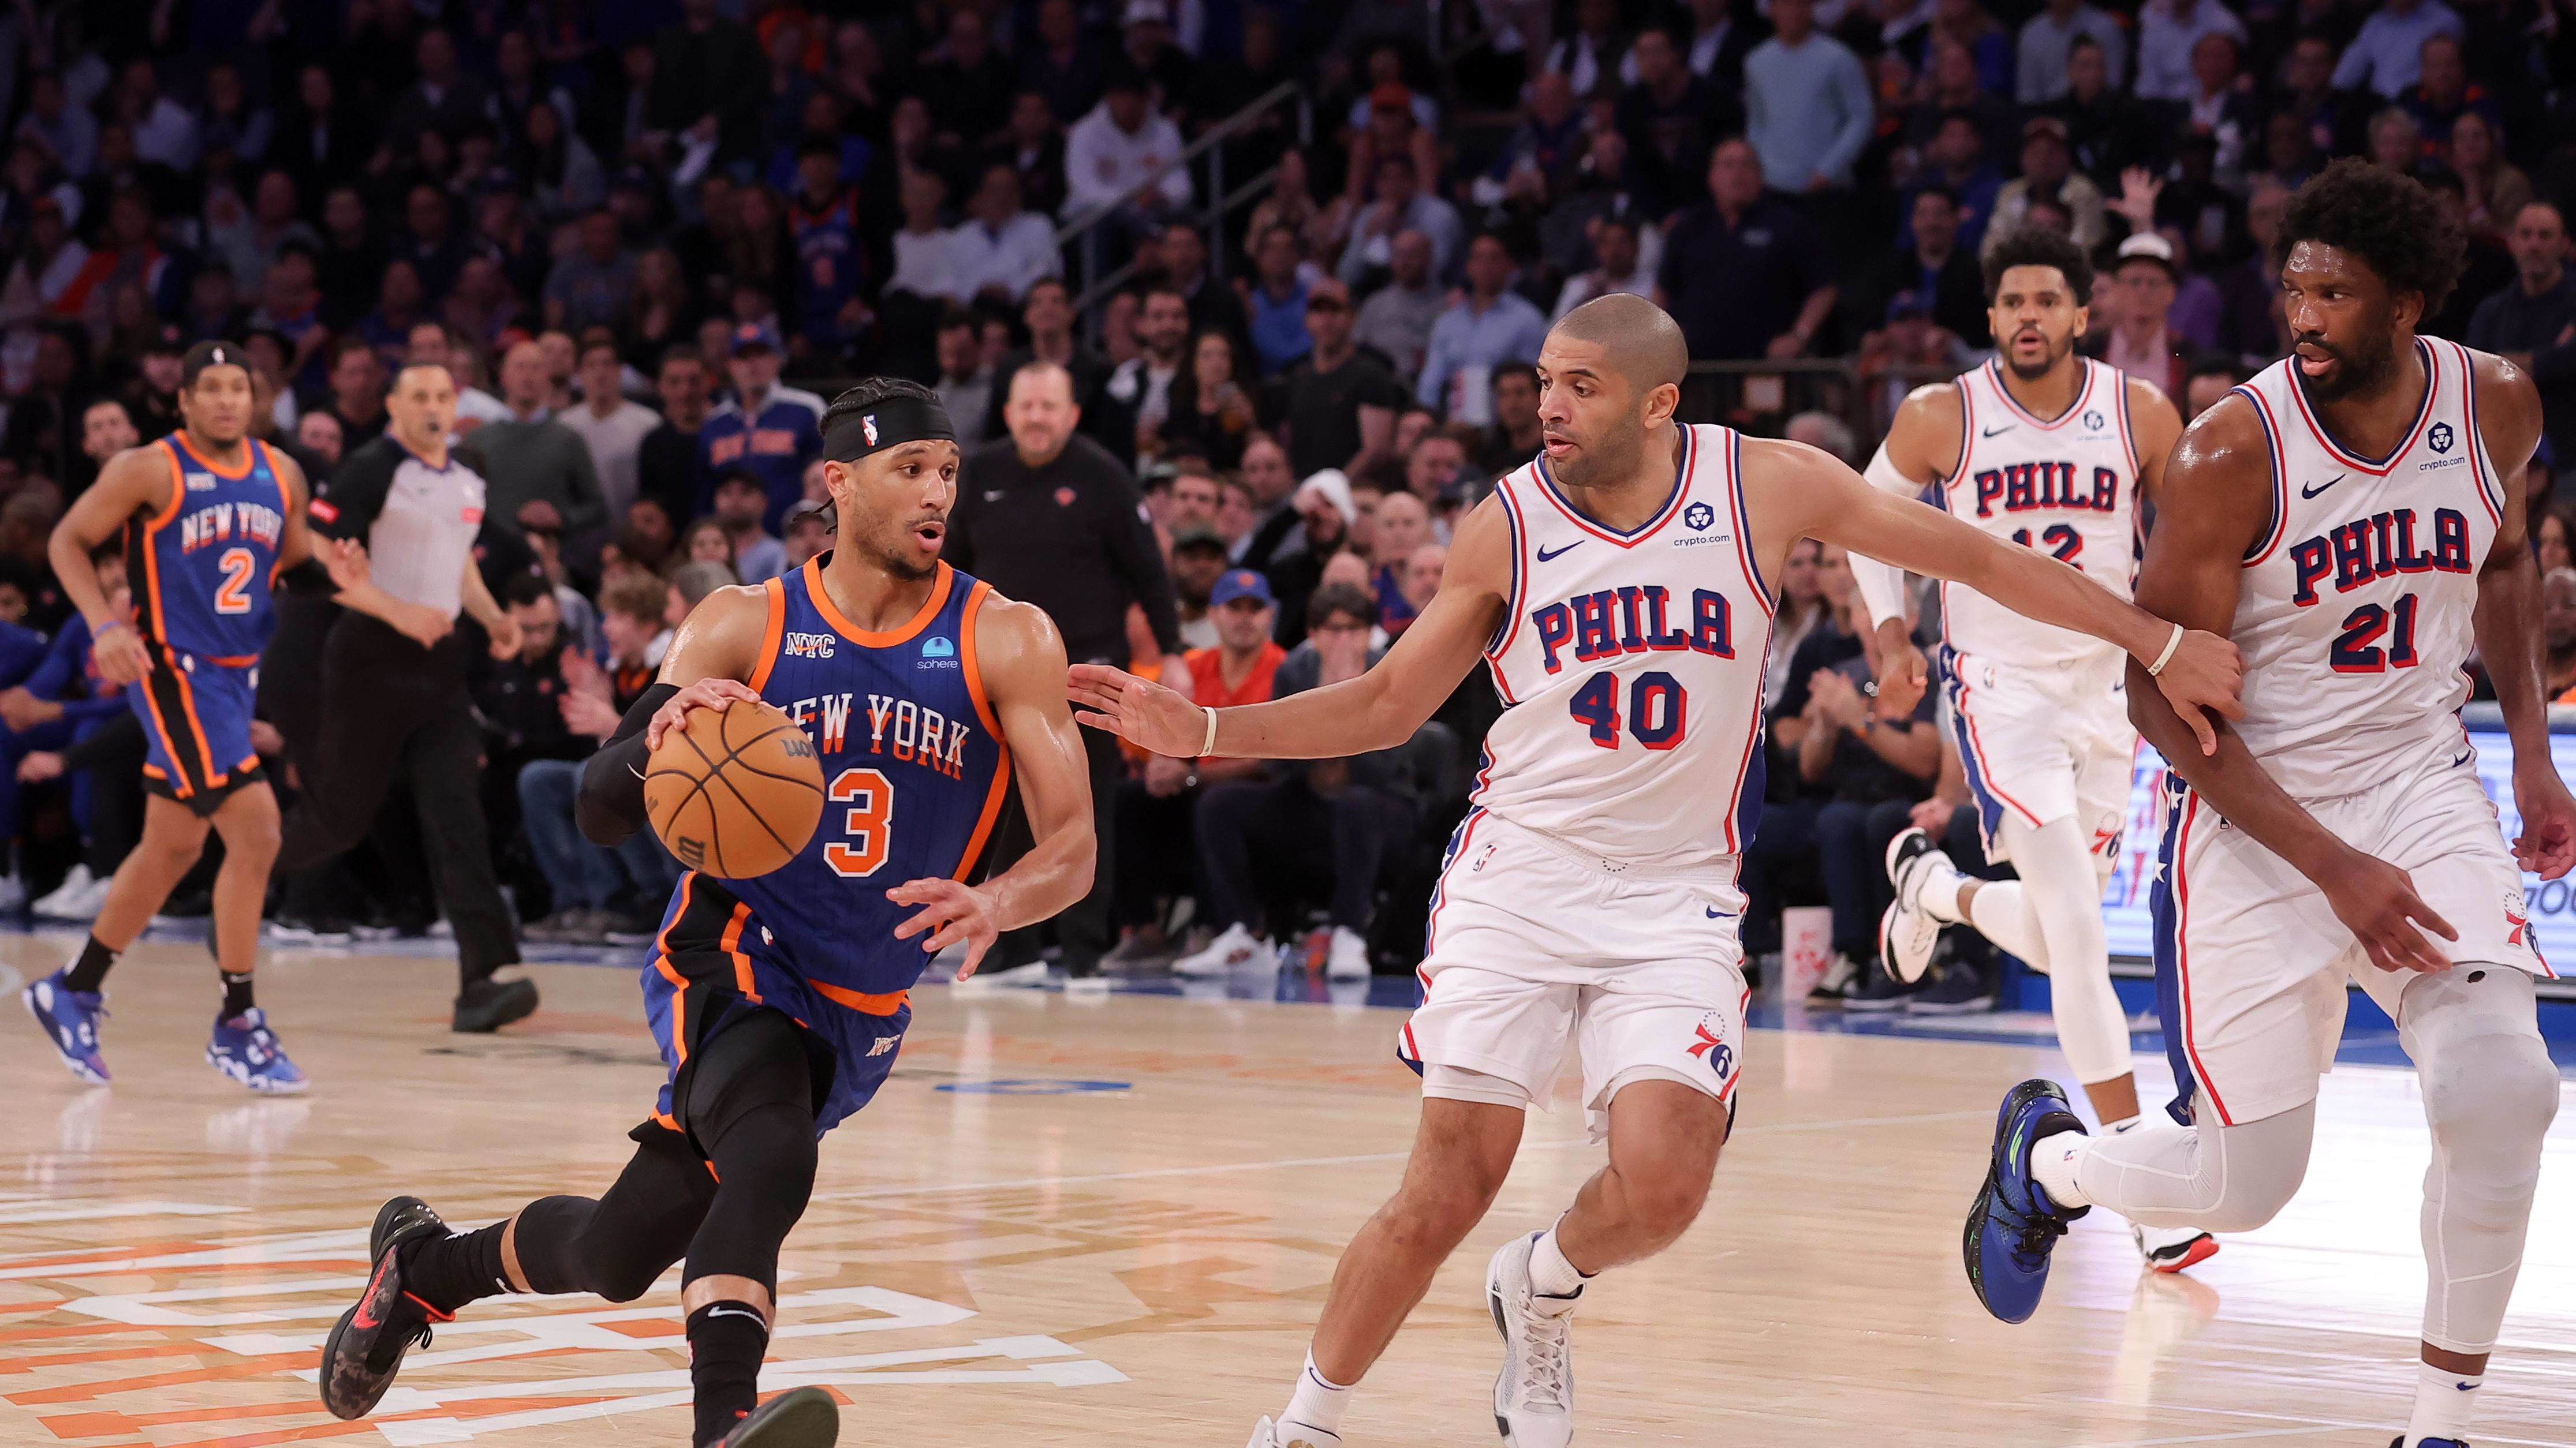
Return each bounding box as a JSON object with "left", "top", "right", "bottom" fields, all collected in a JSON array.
[
  {"left": 313, "top": 381, "right": 1097, "bottom": 1448},
  {"left": 1965, "top": 162, "right": 2574, "bottom": 1448},
  {"left": 1849, "top": 229, "right": 2216, "bottom": 1272},
  {"left": 1070, "top": 293, "right": 2243, "bottom": 1448}
]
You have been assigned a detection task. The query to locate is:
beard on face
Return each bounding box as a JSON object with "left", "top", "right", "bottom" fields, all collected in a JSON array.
[
  {"left": 867, "top": 522, "right": 941, "bottom": 582},
  {"left": 2002, "top": 328, "right": 2070, "bottom": 382},
  {"left": 2293, "top": 308, "right": 2399, "bottom": 403}
]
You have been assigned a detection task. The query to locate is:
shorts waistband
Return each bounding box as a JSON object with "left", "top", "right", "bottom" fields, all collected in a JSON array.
[{"left": 1479, "top": 807, "right": 1741, "bottom": 883}]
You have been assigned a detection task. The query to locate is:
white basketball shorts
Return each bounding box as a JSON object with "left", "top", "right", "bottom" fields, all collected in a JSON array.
[
  {"left": 1942, "top": 643, "right": 2137, "bottom": 864},
  {"left": 1399, "top": 807, "right": 1749, "bottom": 1142},
  {"left": 2151, "top": 751, "right": 2555, "bottom": 1127}
]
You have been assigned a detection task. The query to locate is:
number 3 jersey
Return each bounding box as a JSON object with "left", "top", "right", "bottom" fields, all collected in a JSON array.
[
  {"left": 658, "top": 558, "right": 1012, "bottom": 1005},
  {"left": 2230, "top": 336, "right": 2502, "bottom": 799},
  {"left": 1478, "top": 424, "right": 1772, "bottom": 870}
]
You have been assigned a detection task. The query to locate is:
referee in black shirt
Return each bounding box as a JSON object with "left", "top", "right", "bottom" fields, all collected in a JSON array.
[
  {"left": 947, "top": 360, "right": 1181, "bottom": 981},
  {"left": 281, "top": 362, "right": 540, "bottom": 1032}
]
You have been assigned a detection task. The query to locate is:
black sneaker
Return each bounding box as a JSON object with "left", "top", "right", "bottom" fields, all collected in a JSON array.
[
  {"left": 720, "top": 1384, "right": 841, "bottom": 1446},
  {"left": 451, "top": 976, "right": 539, "bottom": 1033},
  {"left": 319, "top": 1197, "right": 451, "bottom": 1420},
  {"left": 1907, "top": 959, "right": 1998, "bottom": 1015},
  {"left": 1803, "top": 952, "right": 1860, "bottom": 1005},
  {"left": 1842, "top": 959, "right": 1916, "bottom": 1012}
]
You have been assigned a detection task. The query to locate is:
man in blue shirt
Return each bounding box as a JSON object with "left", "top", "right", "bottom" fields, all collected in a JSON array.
[
  {"left": 2332, "top": 0, "right": 2463, "bottom": 99},
  {"left": 1416, "top": 234, "right": 1550, "bottom": 413},
  {"left": 696, "top": 324, "right": 824, "bottom": 532}
]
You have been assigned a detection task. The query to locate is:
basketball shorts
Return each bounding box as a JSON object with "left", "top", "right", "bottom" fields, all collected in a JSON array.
[
  {"left": 132, "top": 648, "right": 265, "bottom": 816},
  {"left": 1400, "top": 807, "right": 1749, "bottom": 1142},
  {"left": 1942, "top": 644, "right": 2134, "bottom": 864},
  {"left": 640, "top": 877, "right": 911, "bottom": 1144},
  {"left": 2151, "top": 752, "right": 2555, "bottom": 1127}
]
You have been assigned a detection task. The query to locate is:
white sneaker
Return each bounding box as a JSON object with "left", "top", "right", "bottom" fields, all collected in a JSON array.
[
  {"left": 33, "top": 865, "right": 100, "bottom": 919},
  {"left": 1879, "top": 828, "right": 1959, "bottom": 984},
  {"left": 1244, "top": 1416, "right": 1340, "bottom": 1448},
  {"left": 2132, "top": 1221, "right": 2219, "bottom": 1274},
  {"left": 1325, "top": 926, "right": 1371, "bottom": 981},
  {"left": 962, "top": 960, "right": 1051, "bottom": 989},
  {"left": 1485, "top": 1232, "right": 1575, "bottom": 1448},
  {"left": 1173, "top": 922, "right": 1273, "bottom": 978}
]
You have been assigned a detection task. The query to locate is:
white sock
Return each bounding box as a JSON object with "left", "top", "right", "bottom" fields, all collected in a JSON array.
[
  {"left": 1921, "top": 863, "right": 1966, "bottom": 924},
  {"left": 2403, "top": 1360, "right": 2482, "bottom": 1446},
  {"left": 2028, "top": 1129, "right": 2093, "bottom": 1210},
  {"left": 2105, "top": 1114, "right": 2141, "bottom": 1135},
  {"left": 1528, "top": 1225, "right": 1592, "bottom": 1312},
  {"left": 1280, "top": 1350, "right": 1352, "bottom": 1439}
]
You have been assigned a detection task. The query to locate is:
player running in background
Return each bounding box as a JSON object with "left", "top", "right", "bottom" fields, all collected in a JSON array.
[
  {"left": 21, "top": 342, "right": 420, "bottom": 1093},
  {"left": 1965, "top": 160, "right": 2574, "bottom": 1448},
  {"left": 311, "top": 380, "right": 1095, "bottom": 1448},
  {"left": 1852, "top": 228, "right": 2215, "bottom": 1272},
  {"left": 1071, "top": 294, "right": 2241, "bottom": 1448}
]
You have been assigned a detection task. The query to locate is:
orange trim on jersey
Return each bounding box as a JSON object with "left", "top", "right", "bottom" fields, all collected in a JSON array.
[
  {"left": 654, "top": 953, "right": 692, "bottom": 1068},
  {"left": 1981, "top": 357, "right": 2096, "bottom": 431},
  {"left": 263, "top": 440, "right": 293, "bottom": 587},
  {"left": 140, "top": 442, "right": 188, "bottom": 645},
  {"left": 746, "top": 576, "right": 788, "bottom": 692},
  {"left": 804, "top": 978, "right": 910, "bottom": 1014},
  {"left": 951, "top": 581, "right": 1013, "bottom": 881},
  {"left": 163, "top": 646, "right": 225, "bottom": 790},
  {"left": 168, "top": 430, "right": 256, "bottom": 480},
  {"left": 140, "top": 762, "right": 167, "bottom": 780},
  {"left": 204, "top": 653, "right": 259, "bottom": 668},
  {"left": 719, "top": 901, "right": 760, "bottom": 1002},
  {"left": 136, "top": 656, "right": 193, "bottom": 798},
  {"left": 802, "top": 557, "right": 953, "bottom": 646}
]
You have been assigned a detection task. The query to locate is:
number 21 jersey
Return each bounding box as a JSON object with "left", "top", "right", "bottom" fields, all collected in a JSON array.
[{"left": 1478, "top": 424, "right": 1772, "bottom": 869}]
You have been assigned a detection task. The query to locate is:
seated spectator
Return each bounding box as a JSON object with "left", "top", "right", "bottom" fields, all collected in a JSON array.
[
  {"left": 2335, "top": 0, "right": 2465, "bottom": 100},
  {"left": 949, "top": 164, "right": 1059, "bottom": 308},
  {"left": 2466, "top": 203, "right": 2576, "bottom": 476},
  {"left": 1476, "top": 363, "right": 1544, "bottom": 474},
  {"left": 887, "top": 169, "right": 964, "bottom": 309},
  {"left": 711, "top": 469, "right": 789, "bottom": 583},
  {"left": 318, "top": 338, "right": 389, "bottom": 450},
  {"left": 561, "top": 338, "right": 662, "bottom": 527},
  {"left": 2367, "top": 107, "right": 2425, "bottom": 177},
  {"left": 783, "top": 499, "right": 833, "bottom": 571},
  {"left": 698, "top": 323, "right": 824, "bottom": 530},
  {"left": 80, "top": 398, "right": 141, "bottom": 482},
  {"left": 1267, "top": 468, "right": 1357, "bottom": 643},
  {"left": 518, "top": 573, "right": 677, "bottom": 944},
  {"left": 2017, "top": 0, "right": 2128, "bottom": 103},
  {"left": 474, "top": 339, "right": 608, "bottom": 544},
  {"left": 677, "top": 518, "right": 741, "bottom": 578},
  {"left": 1159, "top": 330, "right": 1257, "bottom": 471},
  {"left": 2086, "top": 233, "right": 2191, "bottom": 399},
  {"left": 1112, "top": 286, "right": 1194, "bottom": 459},
  {"left": 1173, "top": 580, "right": 1423, "bottom": 981},
  {"left": 2444, "top": 111, "right": 2529, "bottom": 242},
  {"left": 1417, "top": 234, "right": 1550, "bottom": 414},
  {"left": 1405, "top": 429, "right": 1470, "bottom": 513},
  {"left": 2133, "top": 0, "right": 2246, "bottom": 103},
  {"left": 1241, "top": 224, "right": 1312, "bottom": 377},
  {"left": 1984, "top": 119, "right": 2107, "bottom": 265},
  {"left": 1338, "top": 152, "right": 1464, "bottom": 289},
  {"left": 932, "top": 310, "right": 999, "bottom": 447},
  {"left": 983, "top": 92, "right": 1069, "bottom": 220},
  {"left": 1659, "top": 139, "right": 1834, "bottom": 363},
  {"left": 1368, "top": 491, "right": 1434, "bottom": 636},
  {"left": 296, "top": 411, "right": 344, "bottom": 473},
  {"left": 544, "top": 209, "right": 639, "bottom": 337},
  {"left": 1063, "top": 65, "right": 1191, "bottom": 227},
  {"left": 1551, "top": 214, "right": 1655, "bottom": 321},
  {"left": 1170, "top": 523, "right": 1233, "bottom": 651},
  {"left": 1353, "top": 229, "right": 1445, "bottom": 383},
  {"left": 0, "top": 555, "right": 129, "bottom": 908}
]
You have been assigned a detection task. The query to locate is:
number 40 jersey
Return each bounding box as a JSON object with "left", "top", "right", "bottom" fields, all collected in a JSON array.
[{"left": 1476, "top": 424, "right": 1774, "bottom": 870}]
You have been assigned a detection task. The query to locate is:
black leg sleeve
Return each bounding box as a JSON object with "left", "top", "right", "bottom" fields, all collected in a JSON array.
[
  {"left": 678, "top": 1009, "right": 819, "bottom": 1295},
  {"left": 510, "top": 1126, "right": 720, "bottom": 1303}
]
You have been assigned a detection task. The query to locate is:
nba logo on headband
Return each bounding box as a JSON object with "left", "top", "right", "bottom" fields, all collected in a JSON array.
[{"left": 861, "top": 415, "right": 878, "bottom": 446}]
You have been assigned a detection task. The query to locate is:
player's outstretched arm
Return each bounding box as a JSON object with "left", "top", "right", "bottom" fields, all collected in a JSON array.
[
  {"left": 1849, "top": 382, "right": 1965, "bottom": 716},
  {"left": 890, "top": 597, "right": 1096, "bottom": 978},
  {"left": 1070, "top": 495, "right": 1511, "bottom": 759},
  {"left": 2461, "top": 350, "right": 2576, "bottom": 878},
  {"left": 49, "top": 448, "right": 166, "bottom": 684},
  {"left": 574, "top": 583, "right": 770, "bottom": 846},
  {"left": 1768, "top": 435, "right": 2245, "bottom": 753},
  {"left": 2133, "top": 396, "right": 2455, "bottom": 974}
]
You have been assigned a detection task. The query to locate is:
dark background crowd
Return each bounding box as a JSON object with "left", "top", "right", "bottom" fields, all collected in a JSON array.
[{"left": 0, "top": 0, "right": 2572, "bottom": 996}]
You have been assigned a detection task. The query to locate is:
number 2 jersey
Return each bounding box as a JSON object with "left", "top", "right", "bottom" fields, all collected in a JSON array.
[
  {"left": 655, "top": 558, "right": 1013, "bottom": 1009},
  {"left": 1477, "top": 424, "right": 1773, "bottom": 870},
  {"left": 2228, "top": 336, "right": 2502, "bottom": 799},
  {"left": 128, "top": 433, "right": 290, "bottom": 661}
]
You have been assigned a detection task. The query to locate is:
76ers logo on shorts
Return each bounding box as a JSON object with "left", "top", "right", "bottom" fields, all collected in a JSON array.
[{"left": 1685, "top": 1015, "right": 1735, "bottom": 1082}]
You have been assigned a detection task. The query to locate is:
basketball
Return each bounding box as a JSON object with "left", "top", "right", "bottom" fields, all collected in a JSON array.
[{"left": 644, "top": 698, "right": 826, "bottom": 879}]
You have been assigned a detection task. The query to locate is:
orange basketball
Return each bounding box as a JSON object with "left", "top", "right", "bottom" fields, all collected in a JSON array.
[{"left": 644, "top": 699, "right": 827, "bottom": 879}]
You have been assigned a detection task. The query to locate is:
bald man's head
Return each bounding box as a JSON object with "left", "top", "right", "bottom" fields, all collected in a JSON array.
[{"left": 1548, "top": 293, "right": 1689, "bottom": 396}]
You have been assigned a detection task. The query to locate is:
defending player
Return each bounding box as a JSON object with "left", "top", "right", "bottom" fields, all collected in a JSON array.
[
  {"left": 312, "top": 381, "right": 1095, "bottom": 1448},
  {"left": 1070, "top": 294, "right": 2242, "bottom": 1448},
  {"left": 21, "top": 342, "right": 419, "bottom": 1093},
  {"left": 1965, "top": 162, "right": 2573, "bottom": 1448},
  {"left": 1850, "top": 229, "right": 2216, "bottom": 1272}
]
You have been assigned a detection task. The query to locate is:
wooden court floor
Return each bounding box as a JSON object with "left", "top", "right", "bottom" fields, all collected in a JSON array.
[{"left": 2, "top": 938, "right": 2573, "bottom": 1448}]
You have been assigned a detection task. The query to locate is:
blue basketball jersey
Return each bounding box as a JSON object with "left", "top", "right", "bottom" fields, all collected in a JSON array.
[
  {"left": 129, "top": 435, "right": 290, "bottom": 661},
  {"left": 659, "top": 558, "right": 1012, "bottom": 1007}
]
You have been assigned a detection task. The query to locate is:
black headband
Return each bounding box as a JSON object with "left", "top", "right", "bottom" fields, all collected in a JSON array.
[{"left": 822, "top": 396, "right": 955, "bottom": 462}]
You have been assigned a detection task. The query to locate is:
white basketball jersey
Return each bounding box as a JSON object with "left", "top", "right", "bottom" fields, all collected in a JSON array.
[
  {"left": 1478, "top": 424, "right": 1773, "bottom": 869},
  {"left": 1939, "top": 358, "right": 2142, "bottom": 665},
  {"left": 2230, "top": 336, "right": 2502, "bottom": 800}
]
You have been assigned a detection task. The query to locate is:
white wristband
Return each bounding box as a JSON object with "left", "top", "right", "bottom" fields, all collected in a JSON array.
[
  {"left": 2146, "top": 622, "right": 2185, "bottom": 677},
  {"left": 1200, "top": 705, "right": 1220, "bottom": 757}
]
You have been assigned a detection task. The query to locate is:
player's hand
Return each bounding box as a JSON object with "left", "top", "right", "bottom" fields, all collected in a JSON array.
[
  {"left": 2147, "top": 628, "right": 2244, "bottom": 755},
  {"left": 484, "top": 609, "right": 523, "bottom": 660},
  {"left": 645, "top": 676, "right": 762, "bottom": 750},
  {"left": 2319, "top": 850, "right": 2457, "bottom": 975},
  {"left": 319, "top": 537, "right": 372, "bottom": 591},
  {"left": 17, "top": 751, "right": 61, "bottom": 783},
  {"left": 389, "top": 603, "right": 454, "bottom": 650},
  {"left": 1871, "top": 620, "right": 1928, "bottom": 717},
  {"left": 1067, "top": 663, "right": 1207, "bottom": 757},
  {"left": 91, "top": 620, "right": 150, "bottom": 685},
  {"left": 2510, "top": 761, "right": 2576, "bottom": 880},
  {"left": 888, "top": 877, "right": 1000, "bottom": 976}
]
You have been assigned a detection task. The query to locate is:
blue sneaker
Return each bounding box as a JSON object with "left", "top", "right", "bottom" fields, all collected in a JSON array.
[
  {"left": 1963, "top": 1077, "right": 2089, "bottom": 1324},
  {"left": 207, "top": 1008, "right": 308, "bottom": 1094},
  {"left": 24, "top": 967, "right": 108, "bottom": 1084},
  {"left": 2394, "top": 1439, "right": 2472, "bottom": 1447}
]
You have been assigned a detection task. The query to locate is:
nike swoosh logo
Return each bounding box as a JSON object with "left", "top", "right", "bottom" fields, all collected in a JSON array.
[
  {"left": 2454, "top": 749, "right": 2474, "bottom": 767},
  {"left": 1981, "top": 425, "right": 2014, "bottom": 437},
  {"left": 1536, "top": 541, "right": 1582, "bottom": 562},
  {"left": 704, "top": 1305, "right": 765, "bottom": 1323},
  {"left": 1706, "top": 906, "right": 1738, "bottom": 919},
  {"left": 350, "top": 1253, "right": 393, "bottom": 1330},
  {"left": 2456, "top": 1382, "right": 2481, "bottom": 1391},
  {"left": 983, "top": 489, "right": 1006, "bottom": 502},
  {"left": 2299, "top": 473, "right": 2347, "bottom": 499}
]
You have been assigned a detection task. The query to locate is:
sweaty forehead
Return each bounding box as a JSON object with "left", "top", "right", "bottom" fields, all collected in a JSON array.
[{"left": 2280, "top": 240, "right": 2382, "bottom": 287}]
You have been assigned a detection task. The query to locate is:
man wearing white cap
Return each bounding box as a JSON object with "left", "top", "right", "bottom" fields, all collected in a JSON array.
[{"left": 2088, "top": 232, "right": 2192, "bottom": 398}]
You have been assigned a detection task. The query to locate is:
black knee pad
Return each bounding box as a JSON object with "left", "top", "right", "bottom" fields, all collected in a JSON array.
[
  {"left": 677, "top": 1009, "right": 821, "bottom": 1295},
  {"left": 513, "top": 1195, "right": 606, "bottom": 1297},
  {"left": 678, "top": 1006, "right": 822, "bottom": 1146}
]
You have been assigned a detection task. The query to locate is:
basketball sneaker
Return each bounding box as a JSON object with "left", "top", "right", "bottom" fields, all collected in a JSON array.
[
  {"left": 1963, "top": 1078, "right": 2090, "bottom": 1324},
  {"left": 2391, "top": 1439, "right": 2471, "bottom": 1447},
  {"left": 451, "top": 976, "right": 539, "bottom": 1034},
  {"left": 23, "top": 966, "right": 108, "bottom": 1084},
  {"left": 718, "top": 1384, "right": 840, "bottom": 1446},
  {"left": 206, "top": 1008, "right": 308, "bottom": 1094},
  {"left": 319, "top": 1196, "right": 454, "bottom": 1420},
  {"left": 1174, "top": 922, "right": 1275, "bottom": 978},
  {"left": 2133, "top": 1222, "right": 2219, "bottom": 1273},
  {"left": 1326, "top": 926, "right": 1371, "bottom": 981},
  {"left": 1244, "top": 1416, "right": 1341, "bottom": 1448},
  {"left": 1880, "top": 828, "right": 1958, "bottom": 984},
  {"left": 1486, "top": 1231, "right": 1575, "bottom": 1448}
]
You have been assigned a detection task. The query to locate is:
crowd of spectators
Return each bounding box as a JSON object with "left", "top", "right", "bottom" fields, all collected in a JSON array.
[{"left": 0, "top": 0, "right": 2570, "bottom": 991}]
